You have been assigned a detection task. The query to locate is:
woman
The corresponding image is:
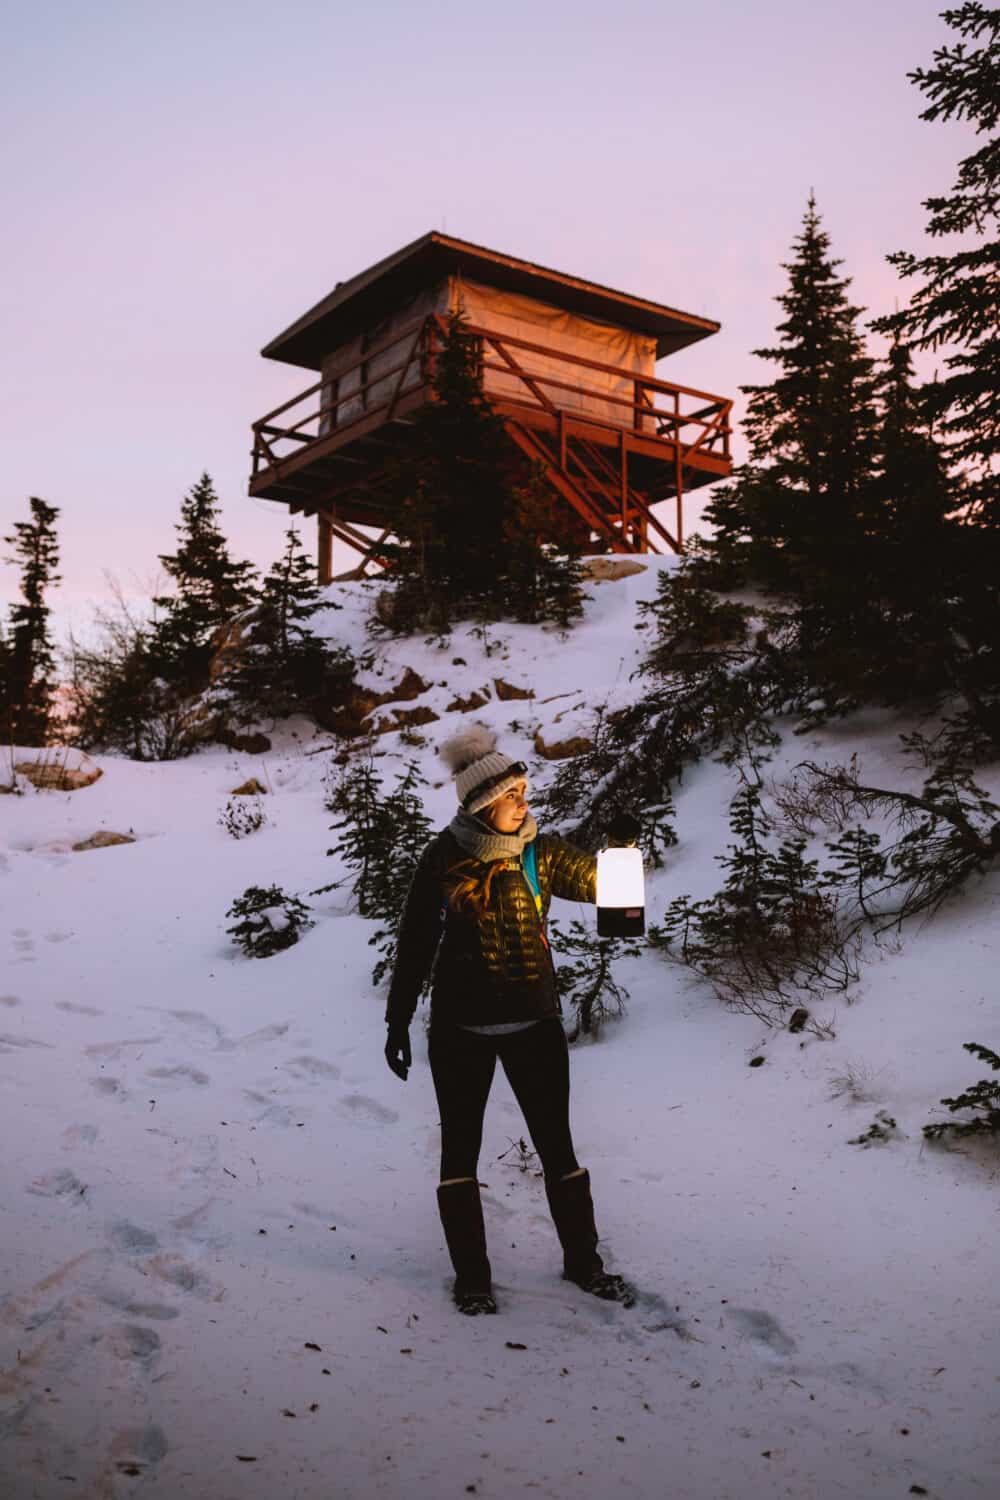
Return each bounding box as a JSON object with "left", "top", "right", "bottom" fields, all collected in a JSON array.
[{"left": 384, "top": 726, "right": 634, "bottom": 1316}]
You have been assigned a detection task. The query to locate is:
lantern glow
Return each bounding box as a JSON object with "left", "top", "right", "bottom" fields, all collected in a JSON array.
[{"left": 596, "top": 846, "right": 645, "bottom": 938}]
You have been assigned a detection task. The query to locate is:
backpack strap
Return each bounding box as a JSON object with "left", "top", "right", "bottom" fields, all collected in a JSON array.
[{"left": 521, "top": 842, "right": 549, "bottom": 950}]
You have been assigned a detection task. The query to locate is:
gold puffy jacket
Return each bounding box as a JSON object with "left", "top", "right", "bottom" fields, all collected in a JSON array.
[{"left": 385, "top": 829, "right": 596, "bottom": 1030}]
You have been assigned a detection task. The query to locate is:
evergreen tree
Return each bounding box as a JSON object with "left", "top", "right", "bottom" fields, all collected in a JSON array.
[
  {"left": 503, "top": 466, "right": 585, "bottom": 629},
  {"left": 2, "top": 496, "right": 61, "bottom": 745},
  {"left": 318, "top": 756, "right": 434, "bottom": 984},
  {"left": 870, "top": 4, "right": 1000, "bottom": 747},
  {"left": 225, "top": 527, "right": 352, "bottom": 723},
  {"left": 0, "top": 615, "right": 12, "bottom": 742},
  {"left": 872, "top": 3, "right": 999, "bottom": 527},
  {"left": 707, "top": 195, "right": 880, "bottom": 592},
  {"left": 152, "top": 473, "right": 257, "bottom": 692},
  {"left": 378, "top": 313, "right": 583, "bottom": 630},
  {"left": 852, "top": 339, "right": 959, "bottom": 702}
]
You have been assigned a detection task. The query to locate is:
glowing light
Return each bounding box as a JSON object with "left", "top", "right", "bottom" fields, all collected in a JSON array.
[{"left": 596, "top": 847, "right": 645, "bottom": 938}]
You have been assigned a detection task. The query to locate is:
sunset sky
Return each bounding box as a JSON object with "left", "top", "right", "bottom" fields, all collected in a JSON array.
[{"left": 2, "top": 1, "right": 972, "bottom": 638}]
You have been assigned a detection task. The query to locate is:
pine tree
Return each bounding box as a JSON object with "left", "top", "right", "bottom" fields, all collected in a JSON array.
[
  {"left": 707, "top": 195, "right": 880, "bottom": 592},
  {"left": 225, "top": 527, "right": 352, "bottom": 723},
  {"left": 319, "top": 756, "right": 434, "bottom": 984},
  {"left": 504, "top": 466, "right": 585, "bottom": 628},
  {"left": 152, "top": 473, "right": 257, "bottom": 692},
  {"left": 851, "top": 339, "right": 960, "bottom": 702},
  {"left": 2, "top": 496, "right": 61, "bottom": 745},
  {"left": 872, "top": 3, "right": 999, "bottom": 527},
  {"left": 870, "top": 4, "right": 1000, "bottom": 748},
  {"left": 378, "top": 312, "right": 583, "bottom": 631},
  {"left": 378, "top": 314, "right": 511, "bottom": 629}
]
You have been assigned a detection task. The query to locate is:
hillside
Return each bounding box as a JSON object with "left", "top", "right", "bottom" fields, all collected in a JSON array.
[{"left": 1, "top": 557, "right": 997, "bottom": 1500}]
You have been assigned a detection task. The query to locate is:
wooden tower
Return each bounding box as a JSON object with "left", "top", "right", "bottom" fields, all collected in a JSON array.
[{"left": 248, "top": 233, "right": 733, "bottom": 582}]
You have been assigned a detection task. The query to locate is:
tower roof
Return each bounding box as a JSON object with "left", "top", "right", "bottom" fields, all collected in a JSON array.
[{"left": 260, "top": 231, "right": 720, "bottom": 370}]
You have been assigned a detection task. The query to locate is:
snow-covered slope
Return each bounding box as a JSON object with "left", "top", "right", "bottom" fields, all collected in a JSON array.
[{"left": 2, "top": 560, "right": 997, "bottom": 1500}]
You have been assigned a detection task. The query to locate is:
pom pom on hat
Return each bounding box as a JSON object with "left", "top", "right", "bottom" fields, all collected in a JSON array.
[
  {"left": 439, "top": 724, "right": 528, "bottom": 813},
  {"left": 439, "top": 724, "right": 498, "bottom": 775}
]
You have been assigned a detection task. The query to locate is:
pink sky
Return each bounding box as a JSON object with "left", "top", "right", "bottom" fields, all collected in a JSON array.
[{"left": 1, "top": 1, "right": 972, "bottom": 637}]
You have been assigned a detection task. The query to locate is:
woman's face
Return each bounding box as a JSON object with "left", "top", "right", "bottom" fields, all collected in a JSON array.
[{"left": 486, "top": 779, "right": 529, "bottom": 834}]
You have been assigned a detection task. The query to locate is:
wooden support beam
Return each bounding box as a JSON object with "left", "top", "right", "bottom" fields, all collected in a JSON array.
[{"left": 318, "top": 511, "right": 333, "bottom": 585}]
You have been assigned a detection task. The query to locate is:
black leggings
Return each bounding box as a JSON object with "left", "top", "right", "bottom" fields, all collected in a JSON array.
[{"left": 428, "top": 1018, "right": 580, "bottom": 1183}]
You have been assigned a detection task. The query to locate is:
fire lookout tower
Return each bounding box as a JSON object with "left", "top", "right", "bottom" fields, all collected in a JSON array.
[{"left": 249, "top": 233, "right": 733, "bottom": 582}]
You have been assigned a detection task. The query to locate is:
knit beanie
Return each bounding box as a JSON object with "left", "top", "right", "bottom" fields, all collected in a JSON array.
[{"left": 439, "top": 725, "right": 528, "bottom": 814}]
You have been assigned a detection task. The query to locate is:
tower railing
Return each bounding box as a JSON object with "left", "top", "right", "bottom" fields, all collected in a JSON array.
[{"left": 250, "top": 314, "right": 732, "bottom": 485}]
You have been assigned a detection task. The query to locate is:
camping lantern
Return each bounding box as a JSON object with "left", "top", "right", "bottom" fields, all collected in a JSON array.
[{"left": 596, "top": 845, "right": 645, "bottom": 938}]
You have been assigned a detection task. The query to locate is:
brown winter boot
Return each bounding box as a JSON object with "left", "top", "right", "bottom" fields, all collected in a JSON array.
[
  {"left": 544, "top": 1168, "right": 635, "bottom": 1307},
  {"left": 436, "top": 1178, "right": 497, "bottom": 1315}
]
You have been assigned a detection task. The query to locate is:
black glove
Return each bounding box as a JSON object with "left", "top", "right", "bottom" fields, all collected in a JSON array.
[
  {"left": 385, "top": 1023, "right": 412, "bottom": 1081},
  {"left": 606, "top": 810, "right": 642, "bottom": 847}
]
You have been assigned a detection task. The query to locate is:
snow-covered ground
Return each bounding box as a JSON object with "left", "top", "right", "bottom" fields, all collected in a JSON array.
[{"left": 2, "top": 560, "right": 997, "bottom": 1500}]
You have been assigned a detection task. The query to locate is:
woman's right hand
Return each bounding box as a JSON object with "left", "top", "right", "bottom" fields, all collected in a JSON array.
[{"left": 385, "top": 1023, "right": 412, "bottom": 1081}]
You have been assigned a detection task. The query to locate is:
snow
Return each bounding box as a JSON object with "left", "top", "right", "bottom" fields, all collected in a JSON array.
[{"left": 1, "top": 559, "right": 998, "bottom": 1499}]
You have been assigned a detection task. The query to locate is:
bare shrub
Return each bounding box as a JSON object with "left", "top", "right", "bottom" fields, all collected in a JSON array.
[{"left": 827, "top": 1059, "right": 888, "bottom": 1105}]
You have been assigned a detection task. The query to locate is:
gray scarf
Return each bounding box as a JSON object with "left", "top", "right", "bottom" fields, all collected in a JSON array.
[{"left": 449, "top": 806, "right": 538, "bottom": 864}]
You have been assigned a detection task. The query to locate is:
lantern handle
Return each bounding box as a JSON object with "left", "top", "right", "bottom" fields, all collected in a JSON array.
[{"left": 605, "top": 811, "right": 642, "bottom": 848}]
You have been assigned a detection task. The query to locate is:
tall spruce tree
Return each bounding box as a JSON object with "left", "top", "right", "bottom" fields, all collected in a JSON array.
[
  {"left": 378, "top": 312, "right": 583, "bottom": 630},
  {"left": 2, "top": 496, "right": 61, "bottom": 745},
  {"left": 867, "top": 340, "right": 956, "bottom": 691},
  {"left": 706, "top": 195, "right": 880, "bottom": 593},
  {"left": 152, "top": 473, "right": 257, "bottom": 692},
  {"left": 871, "top": 5, "right": 1000, "bottom": 746},
  {"left": 872, "top": 3, "right": 999, "bottom": 527}
]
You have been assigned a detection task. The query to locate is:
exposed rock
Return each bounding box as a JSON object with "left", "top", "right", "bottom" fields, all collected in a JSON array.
[
  {"left": 231, "top": 778, "right": 268, "bottom": 796},
  {"left": 222, "top": 731, "right": 271, "bottom": 755},
  {"left": 327, "top": 668, "right": 431, "bottom": 739},
  {"left": 582, "top": 557, "right": 647, "bottom": 582},
  {"left": 386, "top": 667, "right": 429, "bottom": 703},
  {"left": 15, "top": 751, "right": 103, "bottom": 791},
  {"left": 370, "top": 705, "right": 441, "bottom": 736},
  {"left": 533, "top": 730, "right": 594, "bottom": 761},
  {"left": 494, "top": 678, "right": 535, "bottom": 703},
  {"left": 73, "top": 831, "right": 136, "bottom": 852},
  {"left": 207, "top": 609, "right": 266, "bottom": 682},
  {"left": 446, "top": 690, "right": 491, "bottom": 713}
]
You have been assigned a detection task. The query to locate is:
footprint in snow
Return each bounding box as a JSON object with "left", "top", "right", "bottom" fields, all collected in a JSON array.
[
  {"left": 146, "top": 1063, "right": 211, "bottom": 1087},
  {"left": 339, "top": 1093, "right": 399, "bottom": 1126},
  {"left": 218, "top": 1021, "right": 290, "bottom": 1051},
  {"left": 10, "top": 931, "right": 36, "bottom": 965},
  {"left": 285, "top": 1055, "right": 341, "bottom": 1080},
  {"left": 85, "top": 1037, "right": 164, "bottom": 1059},
  {"left": 243, "top": 1089, "right": 300, "bottom": 1127},
  {"left": 163, "top": 1008, "right": 227, "bottom": 1045},
  {"left": 90, "top": 1076, "right": 127, "bottom": 1099},
  {"left": 108, "top": 1423, "right": 169, "bottom": 1476},
  {"left": 56, "top": 1001, "right": 104, "bottom": 1016},
  {"left": 0, "top": 1032, "right": 54, "bottom": 1050},
  {"left": 100, "top": 1292, "right": 180, "bottom": 1322},
  {"left": 108, "top": 1324, "right": 161, "bottom": 1365},
  {"left": 144, "top": 1253, "right": 217, "bottom": 1299},
  {"left": 108, "top": 1221, "right": 160, "bottom": 1256},
  {"left": 27, "top": 1168, "right": 88, "bottom": 1202},
  {"left": 728, "top": 1307, "right": 797, "bottom": 1360},
  {"left": 0, "top": 994, "right": 22, "bottom": 1008},
  {"left": 62, "top": 1123, "right": 99, "bottom": 1149}
]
